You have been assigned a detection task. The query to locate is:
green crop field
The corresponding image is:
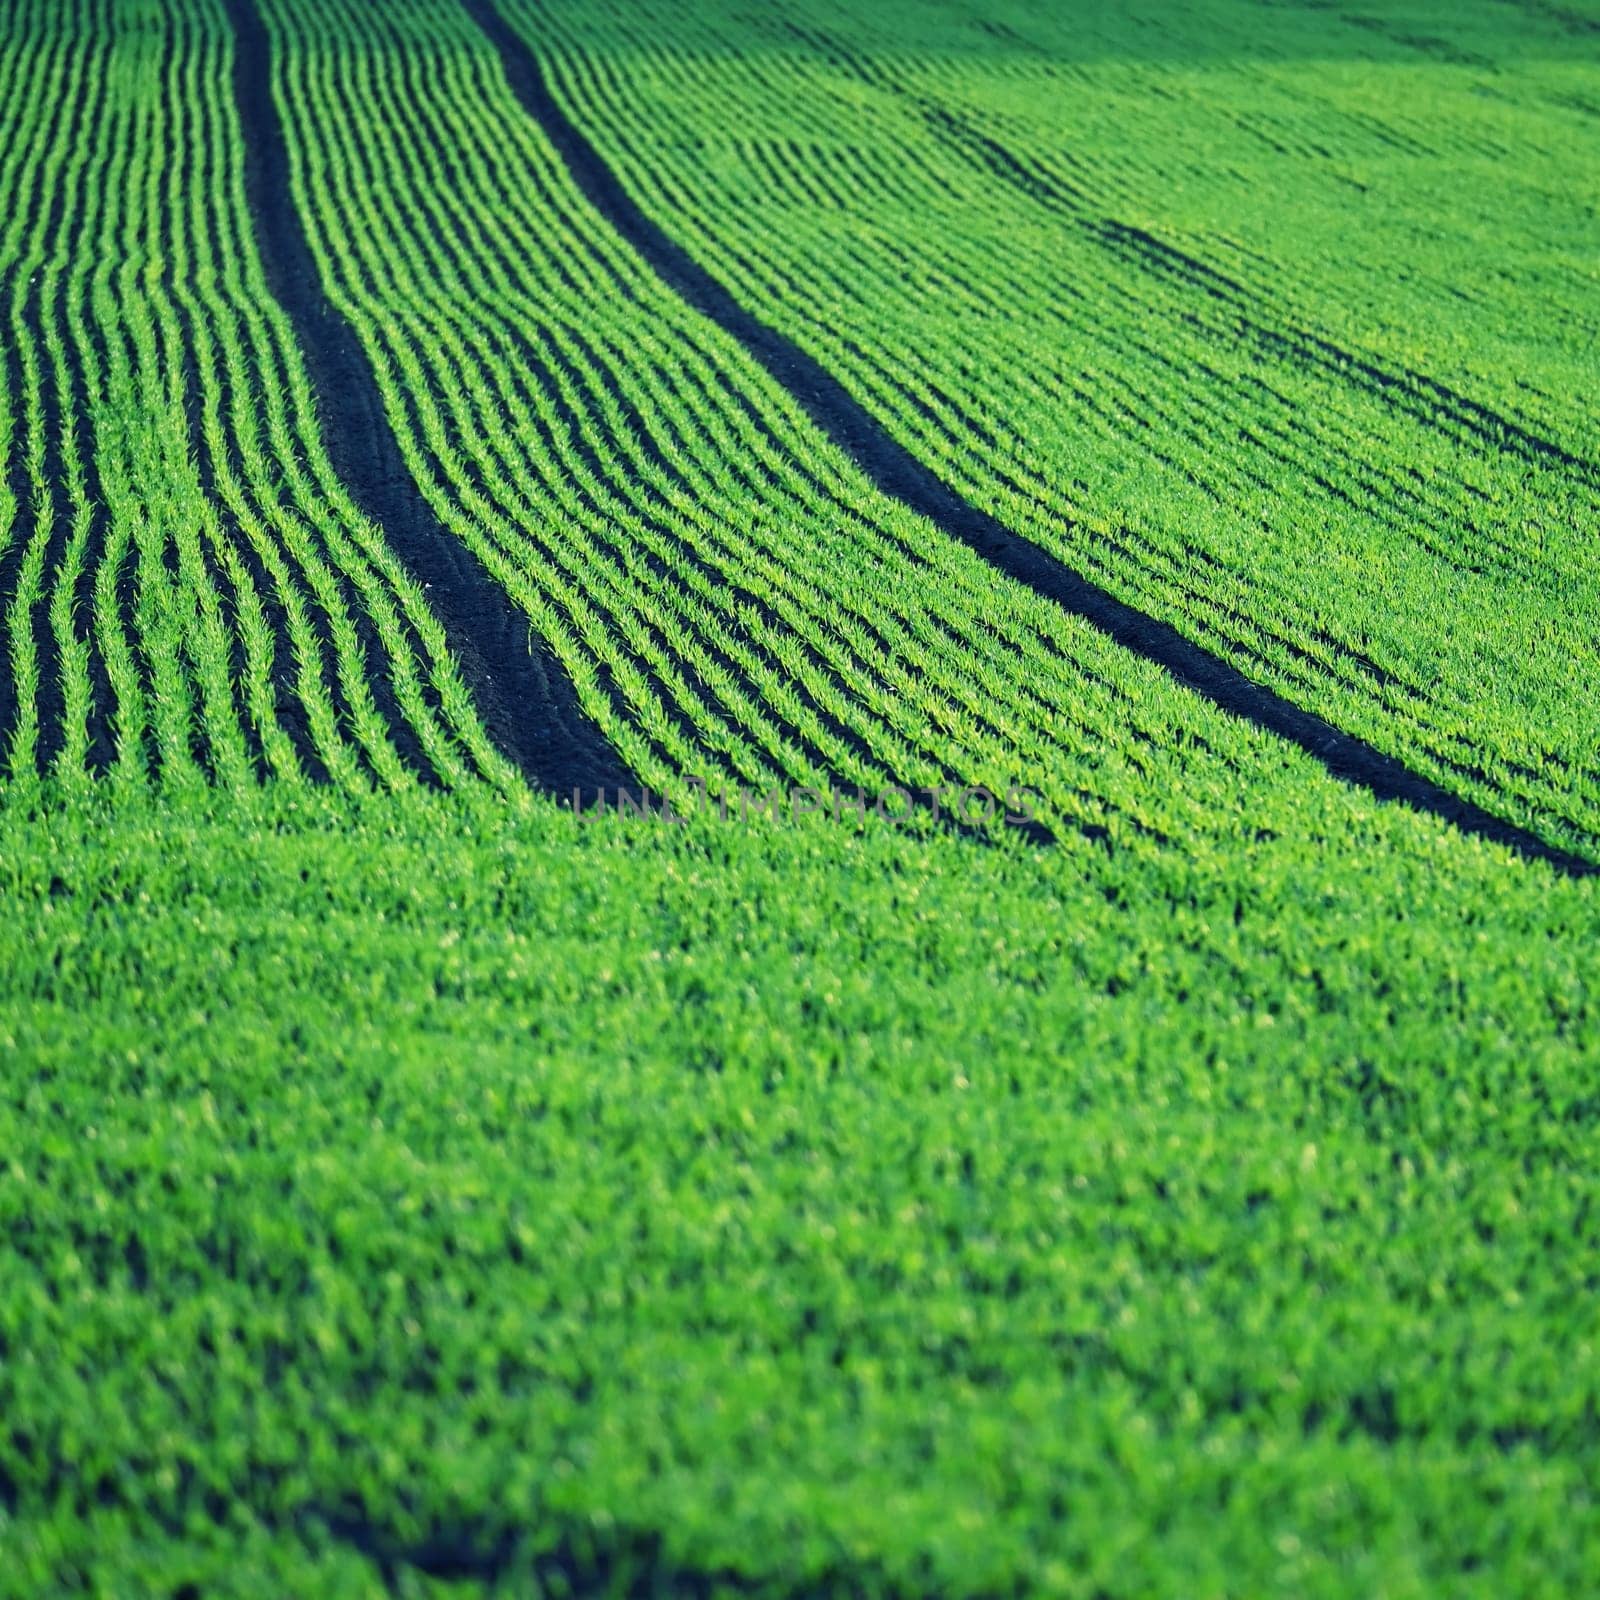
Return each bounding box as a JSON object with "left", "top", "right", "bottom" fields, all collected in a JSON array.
[{"left": 1, "top": 0, "right": 1597, "bottom": 1594}]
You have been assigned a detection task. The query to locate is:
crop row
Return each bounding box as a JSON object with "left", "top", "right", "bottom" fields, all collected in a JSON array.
[
  {"left": 243, "top": 0, "right": 1583, "bottom": 875},
  {"left": 0, "top": 0, "right": 512, "bottom": 797},
  {"left": 258, "top": 0, "right": 1233, "bottom": 850},
  {"left": 516, "top": 0, "right": 1600, "bottom": 858},
  {"left": 1, "top": 0, "right": 1590, "bottom": 883}
]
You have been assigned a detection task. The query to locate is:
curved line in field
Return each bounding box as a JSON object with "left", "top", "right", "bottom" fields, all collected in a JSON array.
[
  {"left": 460, "top": 0, "right": 1598, "bottom": 879},
  {"left": 224, "top": 0, "right": 634, "bottom": 801}
]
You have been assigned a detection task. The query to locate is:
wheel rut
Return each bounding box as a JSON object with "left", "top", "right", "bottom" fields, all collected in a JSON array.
[
  {"left": 224, "top": 0, "right": 633, "bottom": 801},
  {"left": 457, "top": 0, "right": 1596, "bottom": 878}
]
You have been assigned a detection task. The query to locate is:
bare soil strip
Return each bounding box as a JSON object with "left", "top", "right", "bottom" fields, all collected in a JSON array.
[
  {"left": 225, "top": 0, "right": 633, "bottom": 800},
  {"left": 460, "top": 0, "right": 1597, "bottom": 878}
]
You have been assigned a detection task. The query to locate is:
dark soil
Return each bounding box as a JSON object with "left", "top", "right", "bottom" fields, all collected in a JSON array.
[{"left": 226, "top": 0, "right": 633, "bottom": 802}]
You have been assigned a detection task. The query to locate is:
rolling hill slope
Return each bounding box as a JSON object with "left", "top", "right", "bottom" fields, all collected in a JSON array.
[{"left": 1, "top": 1, "right": 1597, "bottom": 1595}]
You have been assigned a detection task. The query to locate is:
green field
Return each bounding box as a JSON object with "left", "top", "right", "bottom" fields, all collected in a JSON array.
[{"left": 2, "top": 0, "right": 1597, "bottom": 1594}]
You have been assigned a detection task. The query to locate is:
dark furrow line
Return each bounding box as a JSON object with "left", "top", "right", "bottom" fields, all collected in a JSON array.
[
  {"left": 462, "top": 0, "right": 1598, "bottom": 879},
  {"left": 208, "top": 24, "right": 480, "bottom": 785},
  {"left": 263, "top": 206, "right": 714, "bottom": 786},
  {"left": 19, "top": 28, "right": 113, "bottom": 781},
  {"left": 920, "top": 96, "right": 1600, "bottom": 487},
  {"left": 247, "top": 109, "right": 700, "bottom": 794},
  {"left": 757, "top": 35, "right": 1596, "bottom": 489},
  {"left": 552, "top": 34, "right": 1600, "bottom": 813},
  {"left": 216, "top": 26, "right": 493, "bottom": 787},
  {"left": 223, "top": 0, "right": 632, "bottom": 801},
  {"left": 523, "top": 71, "right": 1519, "bottom": 761}
]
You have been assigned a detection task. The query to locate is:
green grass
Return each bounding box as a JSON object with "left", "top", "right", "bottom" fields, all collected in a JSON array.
[
  {"left": 2, "top": 783, "right": 1599, "bottom": 1597},
  {"left": 1, "top": 0, "right": 1598, "bottom": 1594}
]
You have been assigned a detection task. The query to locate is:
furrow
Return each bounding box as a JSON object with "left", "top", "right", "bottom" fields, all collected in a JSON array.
[
  {"left": 223, "top": 0, "right": 633, "bottom": 801},
  {"left": 471, "top": 0, "right": 1595, "bottom": 877}
]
